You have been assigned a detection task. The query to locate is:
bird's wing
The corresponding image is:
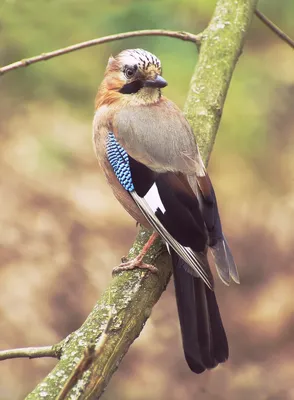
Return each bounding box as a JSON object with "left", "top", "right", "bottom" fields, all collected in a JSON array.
[
  {"left": 111, "top": 98, "right": 239, "bottom": 285},
  {"left": 113, "top": 98, "right": 206, "bottom": 176},
  {"left": 189, "top": 174, "right": 240, "bottom": 285},
  {"left": 106, "top": 131, "right": 214, "bottom": 289}
]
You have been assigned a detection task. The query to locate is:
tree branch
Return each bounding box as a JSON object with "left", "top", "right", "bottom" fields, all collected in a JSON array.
[
  {"left": 26, "top": 228, "right": 170, "bottom": 400},
  {"left": 0, "top": 29, "right": 201, "bottom": 76},
  {"left": 0, "top": 345, "right": 61, "bottom": 361},
  {"left": 1, "top": 10, "right": 290, "bottom": 78},
  {"left": 255, "top": 9, "right": 294, "bottom": 50},
  {"left": 184, "top": 0, "right": 257, "bottom": 163},
  {"left": 56, "top": 315, "right": 112, "bottom": 400},
  {"left": 26, "top": 0, "right": 257, "bottom": 398}
]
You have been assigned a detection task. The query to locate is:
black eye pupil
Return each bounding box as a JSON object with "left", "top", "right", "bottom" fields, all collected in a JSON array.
[
  {"left": 126, "top": 68, "right": 134, "bottom": 77},
  {"left": 124, "top": 65, "right": 138, "bottom": 78}
]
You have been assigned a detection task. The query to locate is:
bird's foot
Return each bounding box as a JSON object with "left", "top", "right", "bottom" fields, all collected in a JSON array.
[{"left": 112, "top": 256, "right": 158, "bottom": 275}]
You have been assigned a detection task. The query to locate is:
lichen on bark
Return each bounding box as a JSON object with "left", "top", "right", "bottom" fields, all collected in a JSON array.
[{"left": 185, "top": 0, "right": 258, "bottom": 164}]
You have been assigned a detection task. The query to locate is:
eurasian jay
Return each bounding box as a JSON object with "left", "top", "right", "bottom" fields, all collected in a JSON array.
[{"left": 93, "top": 48, "right": 239, "bottom": 374}]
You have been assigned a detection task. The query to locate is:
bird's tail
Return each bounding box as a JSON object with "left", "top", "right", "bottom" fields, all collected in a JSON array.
[{"left": 171, "top": 250, "right": 228, "bottom": 373}]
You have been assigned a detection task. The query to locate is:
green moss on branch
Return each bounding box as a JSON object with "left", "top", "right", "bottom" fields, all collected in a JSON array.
[
  {"left": 185, "top": 0, "right": 258, "bottom": 164},
  {"left": 26, "top": 229, "right": 171, "bottom": 399}
]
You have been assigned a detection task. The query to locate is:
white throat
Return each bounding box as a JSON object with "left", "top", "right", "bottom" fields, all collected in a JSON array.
[{"left": 129, "top": 87, "right": 161, "bottom": 105}]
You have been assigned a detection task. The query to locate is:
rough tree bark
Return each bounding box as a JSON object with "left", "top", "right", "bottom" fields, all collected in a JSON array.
[{"left": 26, "top": 0, "right": 258, "bottom": 398}]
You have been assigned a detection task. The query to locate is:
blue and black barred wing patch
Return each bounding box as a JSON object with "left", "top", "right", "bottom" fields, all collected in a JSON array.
[{"left": 106, "top": 132, "right": 134, "bottom": 192}]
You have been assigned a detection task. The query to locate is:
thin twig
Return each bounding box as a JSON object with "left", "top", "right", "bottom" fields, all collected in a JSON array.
[
  {"left": 255, "top": 9, "right": 294, "bottom": 50},
  {"left": 0, "top": 29, "right": 201, "bottom": 76},
  {"left": 0, "top": 345, "right": 60, "bottom": 361},
  {"left": 56, "top": 315, "right": 113, "bottom": 400}
]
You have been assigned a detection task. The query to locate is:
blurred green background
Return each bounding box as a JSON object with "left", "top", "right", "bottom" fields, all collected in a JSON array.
[{"left": 1, "top": 0, "right": 294, "bottom": 399}]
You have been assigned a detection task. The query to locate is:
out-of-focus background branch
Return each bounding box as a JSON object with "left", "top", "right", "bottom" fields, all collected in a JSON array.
[
  {"left": 0, "top": 30, "right": 201, "bottom": 76},
  {"left": 255, "top": 9, "right": 294, "bottom": 49},
  {"left": 0, "top": 0, "right": 294, "bottom": 399}
]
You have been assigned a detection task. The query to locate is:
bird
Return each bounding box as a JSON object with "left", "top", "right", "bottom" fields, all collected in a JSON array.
[{"left": 93, "top": 48, "right": 239, "bottom": 374}]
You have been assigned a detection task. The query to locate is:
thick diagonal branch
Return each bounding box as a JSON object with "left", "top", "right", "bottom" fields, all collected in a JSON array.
[{"left": 26, "top": 0, "right": 257, "bottom": 398}]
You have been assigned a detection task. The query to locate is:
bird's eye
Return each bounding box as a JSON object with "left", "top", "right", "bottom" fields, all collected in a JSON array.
[{"left": 124, "top": 66, "right": 136, "bottom": 79}]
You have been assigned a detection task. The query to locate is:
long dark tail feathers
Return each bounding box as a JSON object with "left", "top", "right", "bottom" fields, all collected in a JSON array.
[{"left": 171, "top": 250, "right": 228, "bottom": 373}]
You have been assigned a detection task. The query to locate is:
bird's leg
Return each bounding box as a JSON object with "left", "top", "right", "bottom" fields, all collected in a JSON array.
[{"left": 112, "top": 232, "right": 159, "bottom": 275}]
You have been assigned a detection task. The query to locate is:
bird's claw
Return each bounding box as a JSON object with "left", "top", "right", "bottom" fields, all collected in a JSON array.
[{"left": 112, "top": 258, "right": 158, "bottom": 275}]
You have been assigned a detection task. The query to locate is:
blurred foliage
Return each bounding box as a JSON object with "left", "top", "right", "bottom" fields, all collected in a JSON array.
[{"left": 0, "top": 0, "right": 294, "bottom": 399}]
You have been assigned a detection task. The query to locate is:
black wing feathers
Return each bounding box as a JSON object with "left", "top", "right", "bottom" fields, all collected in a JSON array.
[
  {"left": 129, "top": 156, "right": 207, "bottom": 251},
  {"left": 197, "top": 175, "right": 240, "bottom": 284},
  {"left": 129, "top": 156, "right": 213, "bottom": 286},
  {"left": 197, "top": 175, "right": 222, "bottom": 247},
  {"left": 128, "top": 156, "right": 157, "bottom": 197},
  {"left": 155, "top": 174, "right": 207, "bottom": 251}
]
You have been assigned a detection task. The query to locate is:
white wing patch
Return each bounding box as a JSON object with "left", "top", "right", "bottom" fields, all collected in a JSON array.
[
  {"left": 131, "top": 191, "right": 213, "bottom": 289},
  {"left": 144, "top": 183, "right": 166, "bottom": 213}
]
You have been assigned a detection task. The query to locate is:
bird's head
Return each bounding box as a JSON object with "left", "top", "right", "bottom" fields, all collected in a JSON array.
[{"left": 96, "top": 49, "right": 167, "bottom": 107}]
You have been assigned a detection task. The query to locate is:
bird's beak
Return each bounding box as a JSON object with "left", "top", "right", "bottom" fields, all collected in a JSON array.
[{"left": 144, "top": 75, "right": 168, "bottom": 89}]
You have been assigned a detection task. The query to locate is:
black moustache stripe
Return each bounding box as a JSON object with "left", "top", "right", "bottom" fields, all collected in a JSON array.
[{"left": 119, "top": 80, "right": 143, "bottom": 94}]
